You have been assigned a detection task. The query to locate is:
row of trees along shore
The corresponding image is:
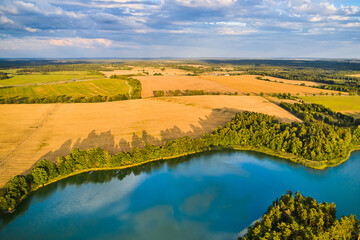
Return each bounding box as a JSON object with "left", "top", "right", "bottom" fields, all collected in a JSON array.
[
  {"left": 239, "top": 191, "right": 360, "bottom": 239},
  {"left": 1, "top": 111, "right": 360, "bottom": 212},
  {"left": 0, "top": 77, "right": 142, "bottom": 104}
]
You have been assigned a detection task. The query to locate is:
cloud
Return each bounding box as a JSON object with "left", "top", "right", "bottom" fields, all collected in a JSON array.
[
  {"left": 174, "top": 0, "right": 237, "bottom": 8},
  {"left": 50, "top": 38, "right": 112, "bottom": 47},
  {"left": 0, "top": 15, "right": 14, "bottom": 24},
  {"left": 0, "top": 0, "right": 360, "bottom": 57}
]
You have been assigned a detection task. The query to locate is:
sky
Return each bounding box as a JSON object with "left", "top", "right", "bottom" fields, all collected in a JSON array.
[{"left": 0, "top": 0, "right": 359, "bottom": 58}]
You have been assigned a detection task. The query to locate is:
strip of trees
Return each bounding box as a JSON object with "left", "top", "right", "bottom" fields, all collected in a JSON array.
[
  {"left": 239, "top": 191, "right": 359, "bottom": 239},
  {"left": 280, "top": 102, "right": 360, "bottom": 126},
  {"left": 152, "top": 89, "right": 237, "bottom": 97},
  {"left": 0, "top": 72, "right": 8, "bottom": 80},
  {"left": 1, "top": 111, "right": 360, "bottom": 212}
]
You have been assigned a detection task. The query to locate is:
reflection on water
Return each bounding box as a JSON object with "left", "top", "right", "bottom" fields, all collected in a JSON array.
[{"left": 1, "top": 150, "right": 360, "bottom": 240}]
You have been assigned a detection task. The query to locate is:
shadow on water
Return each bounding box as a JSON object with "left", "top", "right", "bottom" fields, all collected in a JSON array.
[
  {"left": 0, "top": 151, "right": 201, "bottom": 229},
  {"left": 39, "top": 108, "right": 240, "bottom": 162}
]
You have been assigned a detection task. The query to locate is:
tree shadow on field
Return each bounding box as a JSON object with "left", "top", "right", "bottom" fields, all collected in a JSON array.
[{"left": 39, "top": 108, "right": 241, "bottom": 163}]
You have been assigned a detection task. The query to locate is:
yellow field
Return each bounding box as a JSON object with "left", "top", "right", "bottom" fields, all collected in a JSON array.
[
  {"left": 0, "top": 96, "right": 300, "bottom": 186},
  {"left": 100, "top": 67, "right": 189, "bottom": 77},
  {"left": 264, "top": 76, "right": 326, "bottom": 87},
  {"left": 133, "top": 75, "right": 343, "bottom": 97},
  {"left": 199, "top": 75, "right": 345, "bottom": 96},
  {"left": 135, "top": 76, "right": 236, "bottom": 98}
]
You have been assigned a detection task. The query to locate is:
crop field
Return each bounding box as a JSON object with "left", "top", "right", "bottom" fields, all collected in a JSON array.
[
  {"left": 0, "top": 71, "right": 105, "bottom": 86},
  {"left": 134, "top": 75, "right": 236, "bottom": 98},
  {"left": 200, "top": 75, "right": 345, "bottom": 96},
  {"left": 347, "top": 74, "right": 360, "bottom": 78},
  {"left": 264, "top": 76, "right": 326, "bottom": 87},
  {"left": 0, "top": 95, "right": 300, "bottom": 187},
  {"left": 0, "top": 78, "right": 130, "bottom": 99},
  {"left": 135, "top": 75, "right": 343, "bottom": 98},
  {"left": 301, "top": 96, "right": 360, "bottom": 117},
  {"left": 101, "top": 67, "right": 189, "bottom": 77}
]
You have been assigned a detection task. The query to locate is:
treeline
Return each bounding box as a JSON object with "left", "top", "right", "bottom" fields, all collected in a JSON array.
[
  {"left": 239, "top": 191, "right": 359, "bottom": 239},
  {"left": 16, "top": 64, "right": 109, "bottom": 74},
  {"left": 0, "top": 72, "right": 8, "bottom": 80},
  {"left": 280, "top": 102, "right": 360, "bottom": 126},
  {"left": 271, "top": 93, "right": 296, "bottom": 100},
  {"left": 314, "top": 84, "right": 359, "bottom": 95},
  {"left": 1, "top": 112, "right": 360, "bottom": 212},
  {"left": 0, "top": 94, "right": 130, "bottom": 104},
  {"left": 152, "top": 89, "right": 237, "bottom": 97}
]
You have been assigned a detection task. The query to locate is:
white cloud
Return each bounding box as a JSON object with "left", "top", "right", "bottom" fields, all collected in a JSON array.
[
  {"left": 49, "top": 38, "right": 112, "bottom": 47},
  {"left": 25, "top": 27, "right": 39, "bottom": 32},
  {"left": 0, "top": 15, "right": 14, "bottom": 24},
  {"left": 175, "top": 0, "right": 237, "bottom": 8}
]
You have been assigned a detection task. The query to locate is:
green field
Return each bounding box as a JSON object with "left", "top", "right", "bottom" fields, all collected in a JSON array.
[
  {"left": 301, "top": 96, "right": 360, "bottom": 112},
  {"left": 0, "top": 78, "right": 129, "bottom": 99},
  {"left": 0, "top": 71, "right": 105, "bottom": 86}
]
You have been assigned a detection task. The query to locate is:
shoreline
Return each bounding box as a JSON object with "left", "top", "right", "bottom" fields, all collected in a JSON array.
[{"left": 2, "top": 144, "right": 360, "bottom": 215}]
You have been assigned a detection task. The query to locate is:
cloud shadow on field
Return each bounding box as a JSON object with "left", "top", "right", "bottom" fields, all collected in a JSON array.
[{"left": 39, "top": 108, "right": 241, "bottom": 163}]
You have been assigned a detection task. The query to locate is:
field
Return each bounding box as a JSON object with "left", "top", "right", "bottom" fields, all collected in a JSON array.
[
  {"left": 0, "top": 78, "right": 130, "bottom": 99},
  {"left": 100, "top": 67, "right": 189, "bottom": 77},
  {"left": 134, "top": 75, "right": 236, "bottom": 98},
  {"left": 135, "top": 75, "right": 343, "bottom": 97},
  {"left": 347, "top": 74, "right": 360, "bottom": 78},
  {"left": 201, "top": 75, "right": 344, "bottom": 95},
  {"left": 0, "top": 71, "right": 105, "bottom": 86},
  {"left": 301, "top": 96, "right": 360, "bottom": 117},
  {"left": 0, "top": 95, "right": 300, "bottom": 187},
  {"left": 264, "top": 76, "right": 326, "bottom": 86}
]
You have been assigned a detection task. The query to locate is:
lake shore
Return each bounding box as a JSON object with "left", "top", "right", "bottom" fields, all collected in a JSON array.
[{"left": 3, "top": 144, "right": 360, "bottom": 214}]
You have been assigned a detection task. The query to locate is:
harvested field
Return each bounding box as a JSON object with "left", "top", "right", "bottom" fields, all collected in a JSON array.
[
  {"left": 100, "top": 67, "right": 189, "bottom": 77},
  {"left": 0, "top": 96, "right": 300, "bottom": 186},
  {"left": 200, "top": 75, "right": 346, "bottom": 96},
  {"left": 134, "top": 76, "right": 236, "bottom": 98},
  {"left": 264, "top": 76, "right": 326, "bottom": 86}
]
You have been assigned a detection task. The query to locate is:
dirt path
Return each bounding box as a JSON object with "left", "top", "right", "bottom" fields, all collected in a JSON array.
[{"left": 125, "top": 80, "right": 132, "bottom": 98}]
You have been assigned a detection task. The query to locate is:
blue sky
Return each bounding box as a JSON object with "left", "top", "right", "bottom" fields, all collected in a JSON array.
[{"left": 0, "top": 0, "right": 359, "bottom": 58}]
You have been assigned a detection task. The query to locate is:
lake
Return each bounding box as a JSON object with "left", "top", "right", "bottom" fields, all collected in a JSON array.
[{"left": 1, "top": 150, "right": 360, "bottom": 239}]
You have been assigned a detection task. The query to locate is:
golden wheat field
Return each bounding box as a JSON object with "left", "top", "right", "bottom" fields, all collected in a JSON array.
[
  {"left": 199, "top": 75, "right": 346, "bottom": 95},
  {"left": 264, "top": 76, "right": 326, "bottom": 86},
  {"left": 134, "top": 75, "right": 236, "bottom": 97},
  {"left": 134, "top": 75, "right": 343, "bottom": 98},
  {"left": 0, "top": 95, "right": 300, "bottom": 187},
  {"left": 100, "top": 67, "right": 189, "bottom": 77}
]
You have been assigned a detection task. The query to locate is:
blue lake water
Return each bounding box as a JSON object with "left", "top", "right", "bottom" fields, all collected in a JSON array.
[{"left": 1, "top": 150, "right": 360, "bottom": 239}]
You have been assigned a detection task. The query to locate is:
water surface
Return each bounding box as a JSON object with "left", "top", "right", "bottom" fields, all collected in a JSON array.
[{"left": 1, "top": 150, "right": 360, "bottom": 239}]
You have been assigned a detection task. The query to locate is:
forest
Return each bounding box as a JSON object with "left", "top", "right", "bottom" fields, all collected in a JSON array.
[
  {"left": 1, "top": 111, "right": 360, "bottom": 213},
  {"left": 239, "top": 191, "right": 359, "bottom": 239}
]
